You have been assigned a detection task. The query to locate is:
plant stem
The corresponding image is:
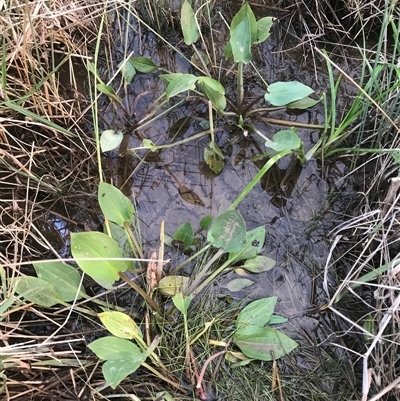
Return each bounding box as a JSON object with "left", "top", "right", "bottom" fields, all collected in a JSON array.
[
  {"left": 170, "top": 243, "right": 212, "bottom": 274},
  {"left": 237, "top": 61, "right": 244, "bottom": 115},
  {"left": 187, "top": 249, "right": 225, "bottom": 295},
  {"left": 196, "top": 350, "right": 227, "bottom": 389},
  {"left": 119, "top": 272, "right": 161, "bottom": 314},
  {"left": 208, "top": 100, "right": 214, "bottom": 146}
]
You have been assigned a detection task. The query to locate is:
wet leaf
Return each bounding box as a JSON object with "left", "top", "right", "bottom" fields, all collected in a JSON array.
[
  {"left": 117, "top": 60, "right": 136, "bottom": 84},
  {"left": 241, "top": 255, "right": 276, "bottom": 273},
  {"left": 103, "top": 352, "right": 146, "bottom": 389},
  {"left": 169, "top": 117, "right": 192, "bottom": 139},
  {"left": 191, "top": 50, "right": 209, "bottom": 68},
  {"left": 99, "top": 311, "right": 142, "bottom": 339},
  {"left": 264, "top": 81, "right": 314, "bottom": 106},
  {"left": 181, "top": 0, "right": 199, "bottom": 45},
  {"left": 173, "top": 222, "right": 194, "bottom": 250},
  {"left": 226, "top": 278, "right": 254, "bottom": 292},
  {"left": 157, "top": 276, "right": 189, "bottom": 296},
  {"left": 198, "top": 77, "right": 226, "bottom": 111},
  {"left": 97, "top": 83, "right": 122, "bottom": 104},
  {"left": 129, "top": 56, "right": 158, "bottom": 73},
  {"left": 100, "top": 129, "right": 124, "bottom": 152},
  {"left": 268, "top": 315, "right": 288, "bottom": 325},
  {"left": 98, "top": 182, "right": 135, "bottom": 226},
  {"left": 200, "top": 215, "right": 212, "bottom": 230},
  {"left": 88, "top": 336, "right": 142, "bottom": 360},
  {"left": 229, "top": 226, "right": 265, "bottom": 261},
  {"left": 230, "top": 3, "right": 257, "bottom": 43},
  {"left": 234, "top": 326, "right": 298, "bottom": 361},
  {"left": 264, "top": 129, "right": 301, "bottom": 152},
  {"left": 255, "top": 17, "right": 275, "bottom": 44},
  {"left": 286, "top": 96, "right": 320, "bottom": 110},
  {"left": 71, "top": 232, "right": 132, "bottom": 289},
  {"left": 236, "top": 297, "right": 278, "bottom": 328},
  {"left": 33, "top": 261, "right": 86, "bottom": 302},
  {"left": 172, "top": 292, "right": 192, "bottom": 315},
  {"left": 14, "top": 276, "right": 61, "bottom": 307},
  {"left": 207, "top": 210, "right": 246, "bottom": 252},
  {"left": 166, "top": 74, "right": 197, "bottom": 99}
]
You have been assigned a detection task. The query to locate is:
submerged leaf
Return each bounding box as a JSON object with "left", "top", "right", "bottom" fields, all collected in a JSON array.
[
  {"left": 226, "top": 278, "right": 254, "bottom": 292},
  {"left": 173, "top": 222, "right": 194, "bottom": 250},
  {"left": 241, "top": 255, "right": 276, "bottom": 273},
  {"left": 234, "top": 326, "right": 298, "bottom": 361},
  {"left": 204, "top": 146, "right": 224, "bottom": 174},
  {"left": 207, "top": 210, "right": 246, "bottom": 252}
]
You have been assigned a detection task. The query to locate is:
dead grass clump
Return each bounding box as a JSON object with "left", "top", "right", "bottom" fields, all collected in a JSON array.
[
  {"left": 268, "top": 0, "right": 393, "bottom": 46},
  {"left": 325, "top": 166, "right": 400, "bottom": 400}
]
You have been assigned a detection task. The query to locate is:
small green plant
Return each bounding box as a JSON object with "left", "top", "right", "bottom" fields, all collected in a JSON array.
[
  {"left": 11, "top": 176, "right": 298, "bottom": 390},
  {"left": 99, "top": 2, "right": 319, "bottom": 173}
]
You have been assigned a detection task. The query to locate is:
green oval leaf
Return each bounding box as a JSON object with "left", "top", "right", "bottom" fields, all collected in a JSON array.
[
  {"left": 236, "top": 297, "right": 277, "bottom": 328},
  {"left": 100, "top": 129, "right": 123, "bottom": 152},
  {"left": 264, "top": 81, "right": 314, "bottom": 106},
  {"left": 157, "top": 276, "right": 189, "bottom": 296},
  {"left": 71, "top": 232, "right": 131, "bottom": 289},
  {"left": 173, "top": 221, "right": 194, "bottom": 250},
  {"left": 240, "top": 255, "right": 276, "bottom": 273},
  {"left": 129, "top": 56, "right": 158, "bottom": 73},
  {"left": 233, "top": 326, "right": 298, "bottom": 361},
  {"left": 268, "top": 315, "right": 288, "bottom": 325},
  {"left": 181, "top": 0, "right": 199, "bottom": 45},
  {"left": 229, "top": 226, "right": 266, "bottom": 261},
  {"left": 166, "top": 74, "right": 197, "bottom": 99},
  {"left": 103, "top": 352, "right": 146, "bottom": 389},
  {"left": 33, "top": 261, "right": 86, "bottom": 302},
  {"left": 207, "top": 210, "right": 246, "bottom": 252},
  {"left": 98, "top": 311, "right": 142, "bottom": 339},
  {"left": 264, "top": 129, "right": 301, "bottom": 152},
  {"left": 98, "top": 182, "right": 134, "bottom": 226},
  {"left": 231, "top": 17, "right": 252, "bottom": 64},
  {"left": 14, "top": 276, "right": 61, "bottom": 307},
  {"left": 226, "top": 278, "right": 254, "bottom": 292},
  {"left": 89, "top": 336, "right": 142, "bottom": 360}
]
